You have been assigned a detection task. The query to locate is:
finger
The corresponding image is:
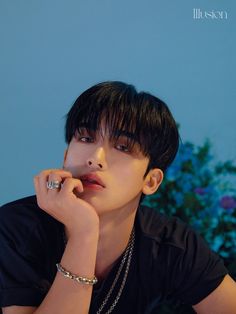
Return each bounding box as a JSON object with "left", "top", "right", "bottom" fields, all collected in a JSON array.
[
  {"left": 47, "top": 173, "right": 64, "bottom": 195},
  {"left": 33, "top": 175, "right": 40, "bottom": 194},
  {"left": 38, "top": 169, "right": 72, "bottom": 194},
  {"left": 61, "top": 177, "right": 84, "bottom": 195},
  {"left": 33, "top": 175, "right": 46, "bottom": 210}
]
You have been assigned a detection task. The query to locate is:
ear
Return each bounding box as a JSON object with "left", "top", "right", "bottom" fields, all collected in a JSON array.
[{"left": 142, "top": 168, "right": 163, "bottom": 196}]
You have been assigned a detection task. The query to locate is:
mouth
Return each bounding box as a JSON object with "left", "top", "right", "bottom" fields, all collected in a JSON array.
[{"left": 79, "top": 174, "right": 105, "bottom": 189}]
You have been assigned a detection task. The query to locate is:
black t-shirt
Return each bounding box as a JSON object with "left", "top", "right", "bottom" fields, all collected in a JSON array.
[{"left": 0, "top": 196, "right": 228, "bottom": 313}]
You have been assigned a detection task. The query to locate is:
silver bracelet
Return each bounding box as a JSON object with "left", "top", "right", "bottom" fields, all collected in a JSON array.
[{"left": 56, "top": 263, "right": 98, "bottom": 286}]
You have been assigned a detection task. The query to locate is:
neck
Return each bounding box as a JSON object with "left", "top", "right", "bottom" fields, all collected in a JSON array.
[{"left": 95, "top": 205, "right": 137, "bottom": 280}]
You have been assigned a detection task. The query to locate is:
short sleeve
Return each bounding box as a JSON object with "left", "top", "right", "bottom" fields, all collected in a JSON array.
[
  {"left": 0, "top": 199, "right": 57, "bottom": 307},
  {"left": 162, "top": 220, "right": 228, "bottom": 306}
]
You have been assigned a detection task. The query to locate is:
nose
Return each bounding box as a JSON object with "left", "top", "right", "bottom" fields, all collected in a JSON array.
[{"left": 86, "top": 147, "right": 107, "bottom": 170}]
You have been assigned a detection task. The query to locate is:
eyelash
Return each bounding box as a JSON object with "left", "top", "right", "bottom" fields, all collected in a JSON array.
[
  {"left": 75, "top": 132, "right": 134, "bottom": 154},
  {"left": 77, "top": 136, "right": 94, "bottom": 143},
  {"left": 115, "top": 143, "right": 130, "bottom": 152}
]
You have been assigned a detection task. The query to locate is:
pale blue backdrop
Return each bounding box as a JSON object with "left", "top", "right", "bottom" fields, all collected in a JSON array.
[{"left": 0, "top": 0, "right": 235, "bottom": 205}]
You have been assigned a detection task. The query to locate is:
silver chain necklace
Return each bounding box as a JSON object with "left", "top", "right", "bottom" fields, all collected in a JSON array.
[
  {"left": 62, "top": 227, "right": 135, "bottom": 314},
  {"left": 96, "top": 227, "right": 135, "bottom": 314}
]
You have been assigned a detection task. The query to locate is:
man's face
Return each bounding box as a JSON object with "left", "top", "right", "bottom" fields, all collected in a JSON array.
[{"left": 63, "top": 124, "right": 151, "bottom": 216}]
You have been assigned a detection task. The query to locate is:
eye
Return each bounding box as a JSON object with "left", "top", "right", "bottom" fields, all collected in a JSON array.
[
  {"left": 77, "top": 136, "right": 94, "bottom": 143},
  {"left": 75, "top": 128, "right": 95, "bottom": 143},
  {"left": 115, "top": 143, "right": 130, "bottom": 152}
]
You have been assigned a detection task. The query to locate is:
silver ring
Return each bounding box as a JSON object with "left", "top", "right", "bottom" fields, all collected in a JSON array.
[{"left": 47, "top": 180, "right": 61, "bottom": 190}]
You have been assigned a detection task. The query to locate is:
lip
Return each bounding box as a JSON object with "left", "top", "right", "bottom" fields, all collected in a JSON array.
[{"left": 79, "top": 173, "right": 106, "bottom": 189}]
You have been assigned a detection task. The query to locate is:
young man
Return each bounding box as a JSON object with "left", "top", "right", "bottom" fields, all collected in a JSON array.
[{"left": 0, "top": 81, "right": 236, "bottom": 314}]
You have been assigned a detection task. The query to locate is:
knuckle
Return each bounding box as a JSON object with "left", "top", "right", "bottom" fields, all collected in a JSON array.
[
  {"left": 39, "top": 170, "right": 49, "bottom": 178},
  {"left": 62, "top": 178, "right": 70, "bottom": 186}
]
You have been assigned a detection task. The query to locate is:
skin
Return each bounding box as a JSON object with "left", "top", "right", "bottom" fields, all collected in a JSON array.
[
  {"left": 2, "top": 124, "right": 163, "bottom": 314},
  {"left": 62, "top": 126, "right": 163, "bottom": 277},
  {"left": 192, "top": 274, "right": 236, "bottom": 313},
  {"left": 63, "top": 127, "right": 162, "bottom": 217},
  {"left": 3, "top": 125, "right": 236, "bottom": 313}
]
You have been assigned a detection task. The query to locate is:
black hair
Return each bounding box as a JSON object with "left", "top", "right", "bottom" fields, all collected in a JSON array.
[{"left": 65, "top": 81, "right": 179, "bottom": 174}]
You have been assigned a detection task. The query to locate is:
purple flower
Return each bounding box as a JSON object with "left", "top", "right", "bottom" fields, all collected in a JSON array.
[
  {"left": 194, "top": 187, "right": 207, "bottom": 195},
  {"left": 219, "top": 196, "right": 236, "bottom": 210}
]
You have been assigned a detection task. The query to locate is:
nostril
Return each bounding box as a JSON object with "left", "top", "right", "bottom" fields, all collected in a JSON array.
[{"left": 87, "top": 160, "right": 103, "bottom": 169}]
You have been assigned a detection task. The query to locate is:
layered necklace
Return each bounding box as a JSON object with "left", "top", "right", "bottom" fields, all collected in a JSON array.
[
  {"left": 62, "top": 227, "right": 135, "bottom": 314},
  {"left": 96, "top": 227, "right": 135, "bottom": 314}
]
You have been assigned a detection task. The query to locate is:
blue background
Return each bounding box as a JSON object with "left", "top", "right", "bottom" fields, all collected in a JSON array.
[{"left": 0, "top": 0, "right": 235, "bottom": 205}]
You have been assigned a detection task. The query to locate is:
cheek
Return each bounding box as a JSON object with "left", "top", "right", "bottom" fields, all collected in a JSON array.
[
  {"left": 64, "top": 150, "right": 75, "bottom": 166},
  {"left": 114, "top": 161, "right": 148, "bottom": 185},
  {"left": 63, "top": 148, "right": 85, "bottom": 170}
]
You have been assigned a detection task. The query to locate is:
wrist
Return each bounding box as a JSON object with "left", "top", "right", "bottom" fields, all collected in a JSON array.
[
  {"left": 66, "top": 208, "right": 100, "bottom": 237},
  {"left": 61, "top": 227, "right": 99, "bottom": 280},
  {"left": 65, "top": 225, "right": 99, "bottom": 244}
]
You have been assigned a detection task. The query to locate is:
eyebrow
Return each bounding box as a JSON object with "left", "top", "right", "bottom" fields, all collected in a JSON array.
[
  {"left": 113, "top": 130, "right": 137, "bottom": 141},
  {"left": 77, "top": 125, "right": 137, "bottom": 140}
]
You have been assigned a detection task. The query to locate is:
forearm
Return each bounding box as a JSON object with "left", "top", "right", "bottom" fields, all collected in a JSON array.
[{"left": 34, "top": 231, "right": 99, "bottom": 314}]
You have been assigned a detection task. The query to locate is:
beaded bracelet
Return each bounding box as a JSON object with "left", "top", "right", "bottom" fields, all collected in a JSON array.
[{"left": 56, "top": 263, "right": 98, "bottom": 286}]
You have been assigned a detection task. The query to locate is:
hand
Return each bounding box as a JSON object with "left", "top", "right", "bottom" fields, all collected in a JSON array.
[{"left": 34, "top": 169, "right": 99, "bottom": 238}]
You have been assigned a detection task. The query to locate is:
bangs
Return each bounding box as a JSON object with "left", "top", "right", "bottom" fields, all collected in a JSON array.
[
  {"left": 65, "top": 83, "right": 158, "bottom": 157},
  {"left": 65, "top": 81, "right": 179, "bottom": 172}
]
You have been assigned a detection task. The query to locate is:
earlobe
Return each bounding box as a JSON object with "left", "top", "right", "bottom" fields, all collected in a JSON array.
[{"left": 142, "top": 168, "right": 163, "bottom": 195}]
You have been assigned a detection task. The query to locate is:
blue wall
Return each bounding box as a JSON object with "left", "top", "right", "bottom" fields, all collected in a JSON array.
[{"left": 0, "top": 0, "right": 235, "bottom": 204}]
